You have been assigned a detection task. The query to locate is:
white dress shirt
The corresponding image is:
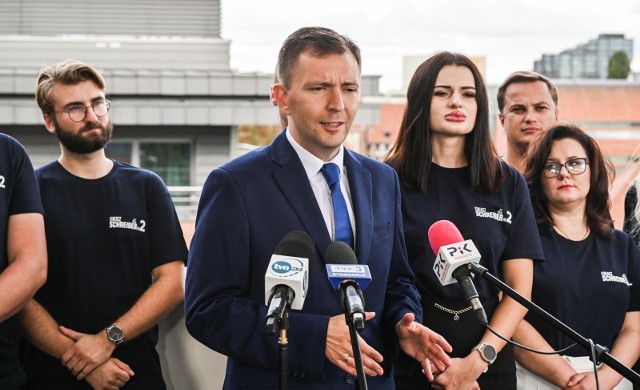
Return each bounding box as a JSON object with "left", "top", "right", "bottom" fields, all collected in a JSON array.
[{"left": 286, "top": 129, "right": 356, "bottom": 243}]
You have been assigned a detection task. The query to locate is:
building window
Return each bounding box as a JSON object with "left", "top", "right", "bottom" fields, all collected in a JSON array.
[
  {"left": 105, "top": 143, "right": 133, "bottom": 164},
  {"left": 106, "top": 141, "right": 191, "bottom": 186}
]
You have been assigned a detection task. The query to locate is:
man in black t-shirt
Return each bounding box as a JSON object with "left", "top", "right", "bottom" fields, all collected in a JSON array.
[
  {"left": 19, "top": 60, "right": 188, "bottom": 389},
  {"left": 0, "top": 133, "right": 47, "bottom": 389}
]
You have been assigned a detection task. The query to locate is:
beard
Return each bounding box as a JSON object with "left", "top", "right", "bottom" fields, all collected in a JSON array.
[{"left": 53, "top": 116, "right": 114, "bottom": 154}]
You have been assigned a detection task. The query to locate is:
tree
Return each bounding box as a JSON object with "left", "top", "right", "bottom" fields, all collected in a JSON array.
[{"left": 608, "top": 51, "right": 631, "bottom": 79}]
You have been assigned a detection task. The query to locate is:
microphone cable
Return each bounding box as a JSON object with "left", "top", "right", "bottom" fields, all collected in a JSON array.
[
  {"left": 488, "top": 323, "right": 601, "bottom": 390},
  {"left": 485, "top": 323, "right": 576, "bottom": 355}
]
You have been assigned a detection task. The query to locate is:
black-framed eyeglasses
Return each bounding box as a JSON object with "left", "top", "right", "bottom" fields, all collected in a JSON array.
[
  {"left": 542, "top": 157, "right": 589, "bottom": 178},
  {"left": 55, "top": 100, "right": 111, "bottom": 122}
]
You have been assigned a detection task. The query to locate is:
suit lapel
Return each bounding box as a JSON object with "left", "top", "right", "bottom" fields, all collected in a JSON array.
[
  {"left": 270, "top": 132, "right": 333, "bottom": 257},
  {"left": 344, "top": 151, "right": 372, "bottom": 265}
]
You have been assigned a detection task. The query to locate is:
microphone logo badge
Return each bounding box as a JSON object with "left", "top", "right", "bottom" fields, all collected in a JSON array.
[
  {"left": 269, "top": 258, "right": 305, "bottom": 278},
  {"left": 433, "top": 239, "right": 481, "bottom": 285},
  {"left": 446, "top": 243, "right": 474, "bottom": 257},
  {"left": 326, "top": 263, "right": 372, "bottom": 290},
  {"left": 329, "top": 265, "right": 367, "bottom": 275}
]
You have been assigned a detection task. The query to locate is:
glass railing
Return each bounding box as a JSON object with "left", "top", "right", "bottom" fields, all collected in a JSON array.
[{"left": 168, "top": 186, "right": 202, "bottom": 222}]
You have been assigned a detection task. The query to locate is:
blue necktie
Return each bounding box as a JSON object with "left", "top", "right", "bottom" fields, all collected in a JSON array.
[{"left": 321, "top": 163, "right": 354, "bottom": 248}]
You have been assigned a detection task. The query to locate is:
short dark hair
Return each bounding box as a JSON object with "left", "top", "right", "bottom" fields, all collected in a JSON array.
[
  {"left": 524, "top": 123, "right": 614, "bottom": 238},
  {"left": 276, "top": 26, "right": 361, "bottom": 88},
  {"left": 36, "top": 59, "right": 106, "bottom": 115},
  {"left": 497, "top": 71, "right": 558, "bottom": 113},
  {"left": 386, "top": 51, "right": 503, "bottom": 193}
]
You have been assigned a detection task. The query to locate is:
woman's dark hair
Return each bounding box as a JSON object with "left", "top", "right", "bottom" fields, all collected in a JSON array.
[
  {"left": 385, "top": 51, "right": 503, "bottom": 193},
  {"left": 524, "top": 124, "right": 615, "bottom": 238}
]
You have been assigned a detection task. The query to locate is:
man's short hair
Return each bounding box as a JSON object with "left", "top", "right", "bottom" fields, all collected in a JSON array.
[
  {"left": 36, "top": 60, "right": 105, "bottom": 115},
  {"left": 497, "top": 71, "right": 558, "bottom": 113},
  {"left": 276, "top": 26, "right": 361, "bottom": 88}
]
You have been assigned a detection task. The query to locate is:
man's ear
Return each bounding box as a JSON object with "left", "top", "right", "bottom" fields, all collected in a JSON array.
[
  {"left": 43, "top": 114, "right": 56, "bottom": 134},
  {"left": 272, "top": 83, "right": 290, "bottom": 115},
  {"left": 498, "top": 113, "right": 505, "bottom": 127}
]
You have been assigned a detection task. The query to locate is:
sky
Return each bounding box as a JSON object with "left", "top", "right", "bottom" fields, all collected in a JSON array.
[{"left": 221, "top": 0, "right": 640, "bottom": 93}]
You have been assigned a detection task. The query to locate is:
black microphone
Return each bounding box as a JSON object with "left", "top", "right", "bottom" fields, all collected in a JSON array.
[
  {"left": 324, "top": 241, "right": 371, "bottom": 331},
  {"left": 452, "top": 265, "right": 487, "bottom": 325},
  {"left": 265, "top": 231, "right": 316, "bottom": 333}
]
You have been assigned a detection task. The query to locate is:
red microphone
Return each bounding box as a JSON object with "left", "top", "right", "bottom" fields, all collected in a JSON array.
[{"left": 428, "top": 220, "right": 464, "bottom": 256}]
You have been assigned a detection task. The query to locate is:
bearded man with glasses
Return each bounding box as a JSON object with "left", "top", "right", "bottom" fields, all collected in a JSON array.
[{"left": 18, "top": 60, "right": 188, "bottom": 389}]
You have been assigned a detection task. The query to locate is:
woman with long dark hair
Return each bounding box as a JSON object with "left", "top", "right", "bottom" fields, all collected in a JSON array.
[
  {"left": 514, "top": 124, "right": 639, "bottom": 389},
  {"left": 386, "top": 52, "right": 544, "bottom": 389}
]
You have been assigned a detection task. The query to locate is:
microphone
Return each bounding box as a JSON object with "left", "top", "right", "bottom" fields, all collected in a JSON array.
[
  {"left": 324, "top": 241, "right": 371, "bottom": 331},
  {"left": 265, "top": 231, "right": 316, "bottom": 333},
  {"left": 428, "top": 220, "right": 488, "bottom": 325}
]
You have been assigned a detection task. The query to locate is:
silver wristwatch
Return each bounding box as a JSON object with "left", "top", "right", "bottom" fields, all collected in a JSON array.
[
  {"left": 473, "top": 343, "right": 497, "bottom": 365},
  {"left": 105, "top": 324, "right": 125, "bottom": 345}
]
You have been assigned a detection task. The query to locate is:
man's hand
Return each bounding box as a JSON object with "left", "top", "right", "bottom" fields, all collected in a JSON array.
[
  {"left": 85, "top": 358, "right": 134, "bottom": 390},
  {"left": 326, "top": 312, "right": 384, "bottom": 377},
  {"left": 396, "top": 313, "right": 452, "bottom": 381},
  {"left": 60, "top": 326, "right": 116, "bottom": 380}
]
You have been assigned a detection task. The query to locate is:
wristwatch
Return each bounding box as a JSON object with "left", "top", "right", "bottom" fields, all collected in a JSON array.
[
  {"left": 473, "top": 343, "right": 497, "bottom": 365},
  {"left": 105, "top": 324, "right": 125, "bottom": 345}
]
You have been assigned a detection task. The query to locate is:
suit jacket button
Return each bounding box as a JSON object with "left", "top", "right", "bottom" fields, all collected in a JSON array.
[{"left": 345, "top": 375, "right": 356, "bottom": 384}]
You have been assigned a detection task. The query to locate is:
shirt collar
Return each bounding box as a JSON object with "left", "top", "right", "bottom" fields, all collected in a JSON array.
[{"left": 285, "top": 128, "right": 345, "bottom": 179}]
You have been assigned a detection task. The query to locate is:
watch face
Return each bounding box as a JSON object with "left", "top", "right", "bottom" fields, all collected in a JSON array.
[
  {"left": 107, "top": 326, "right": 124, "bottom": 343},
  {"left": 482, "top": 344, "right": 497, "bottom": 362}
]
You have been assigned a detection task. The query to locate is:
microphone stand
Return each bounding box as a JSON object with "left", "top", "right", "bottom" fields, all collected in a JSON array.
[
  {"left": 266, "top": 288, "right": 293, "bottom": 390},
  {"left": 346, "top": 312, "right": 368, "bottom": 390},
  {"left": 342, "top": 285, "right": 368, "bottom": 390},
  {"left": 466, "top": 263, "right": 640, "bottom": 386}
]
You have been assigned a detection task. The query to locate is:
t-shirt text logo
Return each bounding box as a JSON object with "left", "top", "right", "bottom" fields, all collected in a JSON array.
[
  {"left": 601, "top": 271, "right": 632, "bottom": 286},
  {"left": 474, "top": 207, "right": 512, "bottom": 224},
  {"left": 109, "top": 216, "right": 146, "bottom": 232}
]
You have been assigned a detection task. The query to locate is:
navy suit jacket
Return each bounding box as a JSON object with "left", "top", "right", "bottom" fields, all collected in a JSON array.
[{"left": 185, "top": 131, "right": 423, "bottom": 389}]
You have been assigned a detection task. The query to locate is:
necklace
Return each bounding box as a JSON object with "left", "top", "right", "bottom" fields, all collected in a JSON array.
[
  {"left": 553, "top": 224, "right": 590, "bottom": 241},
  {"left": 434, "top": 303, "right": 472, "bottom": 321}
]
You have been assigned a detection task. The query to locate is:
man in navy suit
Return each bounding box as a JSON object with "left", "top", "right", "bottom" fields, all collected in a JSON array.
[{"left": 185, "top": 26, "right": 452, "bottom": 388}]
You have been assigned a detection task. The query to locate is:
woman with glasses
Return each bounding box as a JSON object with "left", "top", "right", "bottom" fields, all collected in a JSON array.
[
  {"left": 514, "top": 124, "right": 640, "bottom": 389},
  {"left": 386, "top": 52, "right": 544, "bottom": 389}
]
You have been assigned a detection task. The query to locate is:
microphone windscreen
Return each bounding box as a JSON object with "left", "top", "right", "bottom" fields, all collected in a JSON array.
[
  {"left": 324, "top": 241, "right": 357, "bottom": 265},
  {"left": 428, "top": 220, "right": 464, "bottom": 255},
  {"left": 274, "top": 231, "right": 316, "bottom": 269}
]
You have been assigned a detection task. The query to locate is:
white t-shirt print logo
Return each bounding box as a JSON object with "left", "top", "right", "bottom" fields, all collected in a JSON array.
[
  {"left": 109, "top": 216, "right": 146, "bottom": 232},
  {"left": 474, "top": 206, "right": 512, "bottom": 224}
]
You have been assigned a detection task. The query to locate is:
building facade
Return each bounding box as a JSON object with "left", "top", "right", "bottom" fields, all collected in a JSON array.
[
  {"left": 534, "top": 33, "right": 634, "bottom": 79},
  {"left": 0, "top": 0, "right": 381, "bottom": 196}
]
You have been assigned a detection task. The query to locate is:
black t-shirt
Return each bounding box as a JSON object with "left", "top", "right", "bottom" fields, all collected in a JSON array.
[
  {"left": 0, "top": 134, "right": 43, "bottom": 376},
  {"left": 526, "top": 227, "right": 640, "bottom": 356},
  {"left": 22, "top": 160, "right": 188, "bottom": 389},
  {"left": 400, "top": 162, "right": 544, "bottom": 303}
]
